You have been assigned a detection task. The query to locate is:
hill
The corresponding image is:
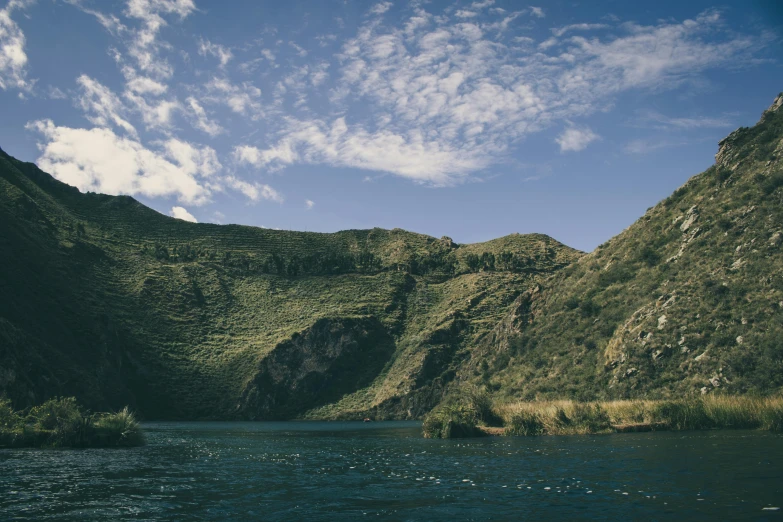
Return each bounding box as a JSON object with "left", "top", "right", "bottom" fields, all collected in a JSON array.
[
  {"left": 2, "top": 93, "right": 781, "bottom": 419},
  {"left": 0, "top": 150, "right": 580, "bottom": 419},
  {"left": 456, "top": 93, "right": 783, "bottom": 402}
]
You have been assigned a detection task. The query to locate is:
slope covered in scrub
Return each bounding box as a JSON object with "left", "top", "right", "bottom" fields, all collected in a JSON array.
[
  {"left": 461, "top": 93, "right": 783, "bottom": 402},
  {"left": 0, "top": 148, "right": 580, "bottom": 419}
]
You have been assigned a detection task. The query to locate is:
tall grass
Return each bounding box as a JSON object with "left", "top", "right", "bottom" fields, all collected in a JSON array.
[
  {"left": 0, "top": 397, "right": 144, "bottom": 448},
  {"left": 496, "top": 396, "right": 783, "bottom": 436}
]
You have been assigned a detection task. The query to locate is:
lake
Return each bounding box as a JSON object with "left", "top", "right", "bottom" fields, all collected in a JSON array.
[{"left": 1, "top": 422, "right": 781, "bottom": 520}]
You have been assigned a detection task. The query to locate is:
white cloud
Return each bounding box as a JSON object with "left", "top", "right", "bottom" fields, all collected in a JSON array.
[
  {"left": 199, "top": 38, "right": 233, "bottom": 67},
  {"left": 551, "top": 23, "right": 608, "bottom": 38},
  {"left": 261, "top": 48, "right": 275, "bottom": 62},
  {"left": 244, "top": 7, "right": 763, "bottom": 184},
  {"left": 637, "top": 110, "right": 733, "bottom": 129},
  {"left": 76, "top": 75, "right": 138, "bottom": 137},
  {"left": 28, "top": 119, "right": 218, "bottom": 205},
  {"left": 529, "top": 6, "right": 545, "bottom": 18},
  {"left": 369, "top": 2, "right": 392, "bottom": 16},
  {"left": 624, "top": 138, "right": 682, "bottom": 155},
  {"left": 204, "top": 77, "right": 263, "bottom": 118},
  {"left": 186, "top": 96, "right": 224, "bottom": 136},
  {"left": 124, "top": 0, "right": 197, "bottom": 78},
  {"left": 305, "top": 199, "right": 314, "bottom": 209},
  {"left": 455, "top": 10, "right": 477, "bottom": 19},
  {"left": 556, "top": 126, "right": 599, "bottom": 152},
  {"left": 170, "top": 205, "right": 197, "bottom": 222},
  {"left": 124, "top": 91, "right": 181, "bottom": 131},
  {"left": 47, "top": 86, "right": 67, "bottom": 99},
  {"left": 234, "top": 118, "right": 488, "bottom": 186},
  {"left": 0, "top": 0, "right": 35, "bottom": 92},
  {"left": 224, "top": 175, "right": 283, "bottom": 203},
  {"left": 126, "top": 75, "right": 168, "bottom": 95},
  {"left": 288, "top": 41, "right": 308, "bottom": 57}
]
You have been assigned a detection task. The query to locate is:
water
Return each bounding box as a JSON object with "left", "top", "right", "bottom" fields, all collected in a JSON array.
[{"left": 1, "top": 422, "right": 781, "bottom": 521}]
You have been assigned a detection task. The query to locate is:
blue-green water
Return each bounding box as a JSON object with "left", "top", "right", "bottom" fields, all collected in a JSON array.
[{"left": 1, "top": 422, "right": 782, "bottom": 520}]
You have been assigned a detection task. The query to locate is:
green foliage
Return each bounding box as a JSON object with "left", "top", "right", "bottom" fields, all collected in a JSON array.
[
  {"left": 93, "top": 407, "right": 145, "bottom": 447},
  {"left": 422, "top": 403, "right": 483, "bottom": 439},
  {"left": 458, "top": 96, "right": 783, "bottom": 405},
  {"left": 0, "top": 397, "right": 144, "bottom": 449},
  {"left": 506, "top": 411, "right": 544, "bottom": 436},
  {"left": 0, "top": 397, "right": 21, "bottom": 431}
]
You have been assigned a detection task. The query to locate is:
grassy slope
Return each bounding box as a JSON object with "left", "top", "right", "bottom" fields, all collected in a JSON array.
[
  {"left": 0, "top": 150, "right": 580, "bottom": 419},
  {"left": 460, "top": 93, "right": 783, "bottom": 401}
]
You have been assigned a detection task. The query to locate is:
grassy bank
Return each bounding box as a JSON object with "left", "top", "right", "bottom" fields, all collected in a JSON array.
[
  {"left": 0, "top": 397, "right": 144, "bottom": 448},
  {"left": 423, "top": 393, "right": 783, "bottom": 438}
]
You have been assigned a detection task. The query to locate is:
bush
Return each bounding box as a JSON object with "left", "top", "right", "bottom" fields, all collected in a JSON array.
[
  {"left": 464, "top": 387, "right": 503, "bottom": 427},
  {"left": 507, "top": 411, "right": 544, "bottom": 436},
  {"left": 93, "top": 407, "right": 145, "bottom": 447},
  {"left": 28, "top": 396, "right": 82, "bottom": 431},
  {"left": 0, "top": 397, "right": 144, "bottom": 448},
  {"left": 0, "top": 397, "right": 22, "bottom": 431},
  {"left": 422, "top": 403, "right": 483, "bottom": 439}
]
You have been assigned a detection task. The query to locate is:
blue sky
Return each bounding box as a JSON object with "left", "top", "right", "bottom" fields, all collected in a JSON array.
[{"left": 0, "top": 0, "right": 781, "bottom": 251}]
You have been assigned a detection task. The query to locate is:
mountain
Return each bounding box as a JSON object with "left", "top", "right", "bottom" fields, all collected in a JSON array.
[
  {"left": 0, "top": 151, "right": 580, "bottom": 419},
  {"left": 2, "top": 93, "right": 781, "bottom": 419},
  {"left": 456, "top": 93, "right": 783, "bottom": 401}
]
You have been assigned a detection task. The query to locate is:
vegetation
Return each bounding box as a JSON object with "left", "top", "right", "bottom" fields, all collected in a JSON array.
[
  {"left": 1, "top": 94, "right": 783, "bottom": 422},
  {"left": 0, "top": 144, "right": 580, "bottom": 420},
  {"left": 424, "top": 395, "right": 783, "bottom": 437},
  {"left": 501, "top": 396, "right": 783, "bottom": 436},
  {"left": 458, "top": 93, "right": 783, "bottom": 403},
  {"left": 422, "top": 387, "right": 503, "bottom": 438},
  {"left": 0, "top": 397, "right": 144, "bottom": 448}
]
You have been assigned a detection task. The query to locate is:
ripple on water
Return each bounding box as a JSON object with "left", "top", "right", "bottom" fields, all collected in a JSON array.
[{"left": 1, "top": 424, "right": 782, "bottom": 520}]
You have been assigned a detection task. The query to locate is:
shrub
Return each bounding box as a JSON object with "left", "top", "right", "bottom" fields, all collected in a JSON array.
[
  {"left": 464, "top": 387, "right": 503, "bottom": 427},
  {"left": 0, "top": 397, "right": 21, "bottom": 431},
  {"left": 93, "top": 407, "right": 145, "bottom": 447},
  {"left": 422, "top": 403, "right": 483, "bottom": 439},
  {"left": 0, "top": 397, "right": 144, "bottom": 448},
  {"left": 507, "top": 411, "right": 544, "bottom": 436}
]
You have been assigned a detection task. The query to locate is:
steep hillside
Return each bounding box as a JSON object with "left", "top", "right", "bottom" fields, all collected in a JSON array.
[
  {"left": 463, "top": 94, "right": 783, "bottom": 401},
  {"left": 0, "top": 151, "right": 580, "bottom": 419}
]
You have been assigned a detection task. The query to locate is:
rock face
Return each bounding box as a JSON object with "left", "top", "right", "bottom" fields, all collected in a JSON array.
[{"left": 236, "top": 318, "right": 395, "bottom": 419}]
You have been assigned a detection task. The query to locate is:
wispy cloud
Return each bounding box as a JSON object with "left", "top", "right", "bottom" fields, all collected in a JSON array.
[
  {"left": 624, "top": 138, "right": 684, "bottom": 155},
  {"left": 198, "top": 38, "right": 233, "bottom": 67},
  {"left": 305, "top": 199, "right": 314, "bottom": 209},
  {"left": 76, "top": 75, "right": 138, "bottom": 137},
  {"left": 0, "top": 0, "right": 36, "bottom": 93},
  {"left": 369, "top": 2, "right": 392, "bottom": 16},
  {"left": 636, "top": 109, "right": 734, "bottom": 129},
  {"left": 238, "top": 7, "right": 762, "bottom": 184}
]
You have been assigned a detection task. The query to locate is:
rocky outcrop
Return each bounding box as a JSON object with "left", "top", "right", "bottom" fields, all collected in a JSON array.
[{"left": 236, "top": 317, "right": 395, "bottom": 419}]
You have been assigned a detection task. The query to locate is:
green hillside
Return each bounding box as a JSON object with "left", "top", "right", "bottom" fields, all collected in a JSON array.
[
  {"left": 2, "top": 94, "right": 782, "bottom": 420},
  {"left": 0, "top": 150, "right": 580, "bottom": 419},
  {"left": 458, "top": 93, "right": 783, "bottom": 402}
]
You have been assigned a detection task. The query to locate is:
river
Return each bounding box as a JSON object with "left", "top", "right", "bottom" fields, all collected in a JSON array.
[{"left": 1, "top": 422, "right": 781, "bottom": 520}]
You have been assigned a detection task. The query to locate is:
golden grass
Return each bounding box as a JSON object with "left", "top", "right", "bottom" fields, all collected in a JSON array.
[{"left": 494, "top": 396, "right": 783, "bottom": 436}]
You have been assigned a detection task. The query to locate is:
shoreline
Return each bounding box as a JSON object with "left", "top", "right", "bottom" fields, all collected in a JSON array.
[{"left": 424, "top": 395, "right": 783, "bottom": 438}]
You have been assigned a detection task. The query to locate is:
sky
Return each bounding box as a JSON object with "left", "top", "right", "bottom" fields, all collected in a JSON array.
[{"left": 1, "top": 0, "right": 782, "bottom": 252}]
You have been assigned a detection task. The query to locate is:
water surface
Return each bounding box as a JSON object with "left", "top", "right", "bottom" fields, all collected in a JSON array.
[{"left": 1, "top": 422, "right": 781, "bottom": 520}]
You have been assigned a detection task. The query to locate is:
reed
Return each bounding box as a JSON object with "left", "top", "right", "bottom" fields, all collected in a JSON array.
[{"left": 495, "top": 396, "right": 783, "bottom": 436}]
